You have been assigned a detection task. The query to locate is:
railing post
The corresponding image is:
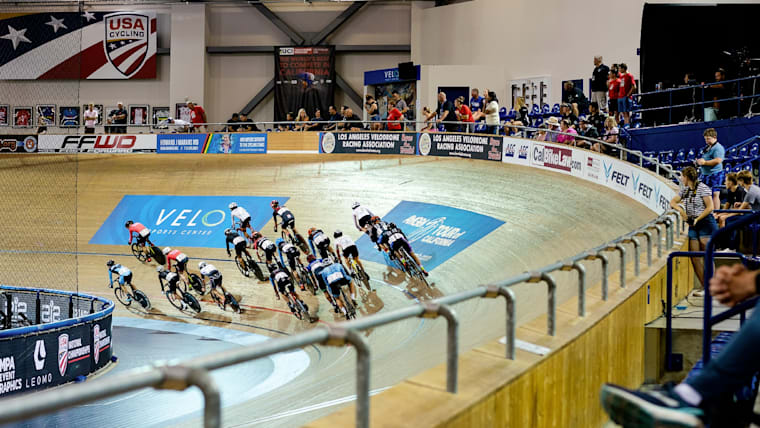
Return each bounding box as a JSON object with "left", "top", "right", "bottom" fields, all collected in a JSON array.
[
  {"left": 622, "top": 237, "right": 641, "bottom": 276},
  {"left": 649, "top": 223, "right": 663, "bottom": 258},
  {"left": 611, "top": 244, "right": 627, "bottom": 288},
  {"left": 561, "top": 261, "right": 587, "bottom": 317},
  {"left": 485, "top": 285, "right": 516, "bottom": 359},
  {"left": 35, "top": 291, "right": 41, "bottom": 325},
  {"left": 325, "top": 327, "right": 371, "bottom": 428},
  {"left": 420, "top": 303, "right": 459, "bottom": 393},
  {"left": 527, "top": 272, "right": 557, "bottom": 336},
  {"left": 636, "top": 230, "right": 653, "bottom": 267},
  {"left": 585, "top": 252, "right": 610, "bottom": 301},
  {"left": 157, "top": 366, "right": 221, "bottom": 428}
]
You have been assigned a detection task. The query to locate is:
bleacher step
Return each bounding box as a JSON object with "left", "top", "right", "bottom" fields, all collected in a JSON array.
[{"left": 646, "top": 295, "right": 752, "bottom": 332}]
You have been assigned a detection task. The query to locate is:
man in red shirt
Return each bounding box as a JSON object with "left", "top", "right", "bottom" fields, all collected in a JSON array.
[
  {"left": 187, "top": 101, "right": 207, "bottom": 131},
  {"left": 386, "top": 100, "right": 403, "bottom": 131},
  {"left": 454, "top": 97, "right": 474, "bottom": 132},
  {"left": 608, "top": 64, "right": 621, "bottom": 122},
  {"left": 617, "top": 63, "right": 637, "bottom": 126}
]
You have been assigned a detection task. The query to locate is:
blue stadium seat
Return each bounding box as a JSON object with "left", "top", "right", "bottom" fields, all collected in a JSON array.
[
  {"left": 661, "top": 151, "right": 673, "bottom": 165},
  {"left": 675, "top": 149, "right": 686, "bottom": 164},
  {"left": 643, "top": 151, "right": 656, "bottom": 167},
  {"left": 506, "top": 109, "right": 516, "bottom": 121},
  {"left": 531, "top": 105, "right": 540, "bottom": 116},
  {"left": 438, "top": 124, "right": 446, "bottom": 132},
  {"left": 499, "top": 107, "right": 508, "bottom": 121},
  {"left": 686, "top": 149, "right": 696, "bottom": 163},
  {"left": 533, "top": 117, "right": 544, "bottom": 127},
  {"left": 750, "top": 142, "right": 759, "bottom": 158},
  {"left": 724, "top": 162, "right": 733, "bottom": 172},
  {"left": 474, "top": 123, "right": 487, "bottom": 133},
  {"left": 739, "top": 146, "right": 748, "bottom": 160},
  {"left": 551, "top": 103, "right": 560, "bottom": 113},
  {"left": 743, "top": 164, "right": 751, "bottom": 171},
  {"left": 726, "top": 146, "right": 738, "bottom": 160},
  {"left": 734, "top": 164, "right": 743, "bottom": 172},
  {"left": 542, "top": 104, "right": 551, "bottom": 114}
]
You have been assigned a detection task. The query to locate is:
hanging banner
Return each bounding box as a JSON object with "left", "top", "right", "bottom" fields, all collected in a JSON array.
[{"left": 274, "top": 46, "right": 335, "bottom": 122}]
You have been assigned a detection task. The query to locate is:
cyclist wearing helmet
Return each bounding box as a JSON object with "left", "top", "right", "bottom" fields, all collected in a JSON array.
[
  {"left": 271, "top": 200, "right": 305, "bottom": 245},
  {"left": 198, "top": 261, "right": 232, "bottom": 306},
  {"left": 229, "top": 202, "right": 254, "bottom": 241},
  {"left": 252, "top": 232, "right": 277, "bottom": 264},
  {"left": 305, "top": 254, "right": 339, "bottom": 312},
  {"left": 369, "top": 216, "right": 391, "bottom": 251},
  {"left": 163, "top": 247, "right": 190, "bottom": 283},
  {"left": 308, "top": 228, "right": 335, "bottom": 260},
  {"left": 125, "top": 220, "right": 153, "bottom": 261},
  {"left": 352, "top": 202, "right": 375, "bottom": 232},
  {"left": 267, "top": 262, "right": 308, "bottom": 316},
  {"left": 225, "top": 228, "right": 251, "bottom": 268},
  {"left": 107, "top": 260, "right": 137, "bottom": 295},
  {"left": 386, "top": 222, "right": 428, "bottom": 276},
  {"left": 157, "top": 265, "right": 186, "bottom": 310},
  {"left": 334, "top": 230, "right": 369, "bottom": 280},
  {"left": 276, "top": 238, "right": 303, "bottom": 290},
  {"left": 318, "top": 258, "right": 356, "bottom": 315}
]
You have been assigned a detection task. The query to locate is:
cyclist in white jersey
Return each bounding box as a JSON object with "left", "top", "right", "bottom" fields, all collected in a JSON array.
[
  {"left": 198, "top": 261, "right": 231, "bottom": 304},
  {"left": 352, "top": 202, "right": 375, "bottom": 232},
  {"left": 334, "top": 230, "right": 369, "bottom": 280},
  {"left": 229, "top": 202, "right": 254, "bottom": 241}
]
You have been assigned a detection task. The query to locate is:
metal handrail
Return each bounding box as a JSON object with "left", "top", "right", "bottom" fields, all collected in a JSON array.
[{"left": 0, "top": 150, "right": 682, "bottom": 427}]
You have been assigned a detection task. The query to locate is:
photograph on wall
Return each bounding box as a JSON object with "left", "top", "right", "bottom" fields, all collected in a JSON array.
[
  {"left": 129, "top": 105, "right": 149, "bottom": 126},
  {"left": 175, "top": 103, "right": 191, "bottom": 124},
  {"left": 0, "top": 105, "right": 8, "bottom": 126},
  {"left": 36, "top": 104, "right": 56, "bottom": 128},
  {"left": 82, "top": 104, "right": 104, "bottom": 126},
  {"left": 59, "top": 106, "right": 80, "bottom": 128},
  {"left": 152, "top": 106, "right": 170, "bottom": 129},
  {"left": 13, "top": 107, "right": 32, "bottom": 128}
]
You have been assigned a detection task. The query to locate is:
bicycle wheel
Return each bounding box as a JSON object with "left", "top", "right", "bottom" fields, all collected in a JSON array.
[
  {"left": 211, "top": 290, "right": 225, "bottom": 310},
  {"left": 226, "top": 293, "right": 241, "bottom": 314},
  {"left": 189, "top": 274, "right": 204, "bottom": 294},
  {"left": 340, "top": 288, "right": 355, "bottom": 319},
  {"left": 183, "top": 292, "right": 201, "bottom": 313},
  {"left": 300, "top": 266, "right": 317, "bottom": 295},
  {"left": 296, "top": 298, "right": 310, "bottom": 321},
  {"left": 236, "top": 257, "right": 250, "bottom": 277},
  {"left": 401, "top": 248, "right": 428, "bottom": 285},
  {"left": 131, "top": 243, "right": 147, "bottom": 262},
  {"left": 133, "top": 290, "right": 151, "bottom": 311},
  {"left": 166, "top": 290, "right": 184, "bottom": 311},
  {"left": 114, "top": 286, "right": 132, "bottom": 307},
  {"left": 288, "top": 296, "right": 303, "bottom": 320},
  {"left": 250, "top": 260, "right": 266, "bottom": 282}
]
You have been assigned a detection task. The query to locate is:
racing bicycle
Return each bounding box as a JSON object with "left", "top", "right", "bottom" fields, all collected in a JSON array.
[
  {"left": 345, "top": 254, "right": 370, "bottom": 291},
  {"left": 283, "top": 289, "right": 314, "bottom": 322},
  {"left": 393, "top": 247, "right": 428, "bottom": 286},
  {"left": 111, "top": 281, "right": 151, "bottom": 310},
  {"left": 281, "top": 223, "right": 309, "bottom": 254},
  {"left": 210, "top": 289, "right": 241, "bottom": 314},
  {"left": 234, "top": 250, "right": 267, "bottom": 282},
  {"left": 293, "top": 258, "right": 318, "bottom": 295},
  {"left": 160, "top": 280, "right": 201, "bottom": 313},
  {"left": 131, "top": 243, "right": 165, "bottom": 265}
]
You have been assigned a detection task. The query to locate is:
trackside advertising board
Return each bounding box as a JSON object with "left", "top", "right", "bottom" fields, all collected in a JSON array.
[
  {"left": 355, "top": 201, "right": 505, "bottom": 271},
  {"left": 38, "top": 134, "right": 156, "bottom": 153},
  {"left": 156, "top": 133, "right": 268, "bottom": 154},
  {"left": 319, "top": 132, "right": 417, "bottom": 155},
  {"left": 89, "top": 195, "right": 288, "bottom": 248},
  {"left": 0, "top": 135, "right": 38, "bottom": 153},
  {"left": 500, "top": 137, "right": 676, "bottom": 214},
  {"left": 417, "top": 132, "right": 502, "bottom": 161}
]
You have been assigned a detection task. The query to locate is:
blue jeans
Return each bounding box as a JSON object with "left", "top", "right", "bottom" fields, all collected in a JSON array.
[
  {"left": 686, "top": 298, "right": 760, "bottom": 402},
  {"left": 688, "top": 216, "right": 719, "bottom": 240}
]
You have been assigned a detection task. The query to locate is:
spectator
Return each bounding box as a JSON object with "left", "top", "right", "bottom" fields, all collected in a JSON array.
[
  {"left": 559, "top": 103, "right": 578, "bottom": 128},
  {"left": 514, "top": 96, "right": 531, "bottom": 127},
  {"left": 109, "top": 102, "right": 127, "bottom": 134},
  {"left": 737, "top": 169, "right": 760, "bottom": 211},
  {"left": 225, "top": 113, "right": 240, "bottom": 132},
  {"left": 421, "top": 106, "right": 436, "bottom": 131},
  {"left": 608, "top": 65, "right": 621, "bottom": 121},
  {"left": 324, "top": 105, "right": 341, "bottom": 131},
  {"left": 533, "top": 124, "right": 548, "bottom": 141},
  {"left": 278, "top": 112, "right": 294, "bottom": 131},
  {"left": 365, "top": 95, "right": 380, "bottom": 122},
  {"left": 484, "top": 91, "right": 500, "bottom": 135},
  {"left": 83, "top": 103, "right": 98, "bottom": 134},
  {"left": 591, "top": 56, "right": 610, "bottom": 113},
  {"left": 715, "top": 172, "right": 745, "bottom": 229},
  {"left": 601, "top": 261, "right": 760, "bottom": 428},
  {"left": 387, "top": 99, "right": 403, "bottom": 131},
  {"left": 544, "top": 116, "right": 560, "bottom": 142},
  {"left": 617, "top": 63, "right": 636, "bottom": 125},
  {"left": 306, "top": 109, "right": 325, "bottom": 131},
  {"left": 695, "top": 128, "right": 725, "bottom": 211},
  {"left": 706, "top": 68, "right": 729, "bottom": 121},
  {"left": 593, "top": 116, "right": 618, "bottom": 153},
  {"left": 238, "top": 114, "right": 260, "bottom": 132},
  {"left": 587, "top": 101, "right": 606, "bottom": 135},
  {"left": 186, "top": 101, "right": 207, "bottom": 132},
  {"left": 454, "top": 96, "right": 474, "bottom": 132},
  {"left": 391, "top": 91, "right": 408, "bottom": 129},
  {"left": 556, "top": 119, "right": 577, "bottom": 145},
  {"left": 562, "top": 81, "right": 588, "bottom": 116},
  {"left": 436, "top": 92, "right": 458, "bottom": 133},
  {"left": 577, "top": 116, "right": 598, "bottom": 148},
  {"left": 293, "top": 108, "right": 310, "bottom": 131},
  {"left": 470, "top": 88, "right": 485, "bottom": 121},
  {"left": 342, "top": 107, "right": 362, "bottom": 131}
]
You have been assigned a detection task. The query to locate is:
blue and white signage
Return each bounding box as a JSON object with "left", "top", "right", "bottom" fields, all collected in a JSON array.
[{"left": 363, "top": 65, "right": 421, "bottom": 86}]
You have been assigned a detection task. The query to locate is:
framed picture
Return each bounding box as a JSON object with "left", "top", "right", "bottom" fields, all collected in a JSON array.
[
  {"left": 35, "top": 104, "right": 56, "bottom": 128},
  {"left": 0, "top": 105, "right": 8, "bottom": 126},
  {"left": 82, "top": 104, "right": 104, "bottom": 126},
  {"left": 59, "top": 106, "right": 80, "bottom": 128},
  {"left": 129, "top": 104, "right": 149, "bottom": 126},
  {"left": 13, "top": 107, "right": 32, "bottom": 128},
  {"left": 152, "top": 106, "right": 170, "bottom": 129},
  {"left": 175, "top": 103, "right": 191, "bottom": 123}
]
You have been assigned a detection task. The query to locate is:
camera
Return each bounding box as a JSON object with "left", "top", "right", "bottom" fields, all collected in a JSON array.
[{"left": 687, "top": 216, "right": 696, "bottom": 227}]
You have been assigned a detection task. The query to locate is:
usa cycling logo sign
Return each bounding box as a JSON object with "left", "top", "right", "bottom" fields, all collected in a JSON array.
[
  {"left": 89, "top": 195, "right": 289, "bottom": 248},
  {"left": 356, "top": 201, "right": 504, "bottom": 271}
]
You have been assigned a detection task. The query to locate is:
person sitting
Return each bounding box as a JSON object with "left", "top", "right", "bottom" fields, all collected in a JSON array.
[
  {"left": 514, "top": 96, "right": 531, "bottom": 127},
  {"left": 341, "top": 108, "right": 362, "bottom": 131},
  {"left": 225, "top": 113, "right": 240, "bottom": 132},
  {"left": 593, "top": 116, "right": 618, "bottom": 153},
  {"left": 533, "top": 124, "right": 548, "bottom": 141},
  {"left": 559, "top": 103, "right": 578, "bottom": 128},
  {"left": 278, "top": 112, "right": 295, "bottom": 132},
  {"left": 293, "top": 108, "right": 310, "bottom": 131},
  {"left": 305, "top": 109, "right": 325, "bottom": 131},
  {"left": 576, "top": 116, "right": 598, "bottom": 149},
  {"left": 715, "top": 172, "right": 746, "bottom": 229},
  {"left": 556, "top": 119, "right": 578, "bottom": 145},
  {"left": 237, "top": 114, "right": 260, "bottom": 132},
  {"left": 324, "top": 105, "right": 342, "bottom": 131},
  {"left": 544, "top": 116, "right": 560, "bottom": 142}
]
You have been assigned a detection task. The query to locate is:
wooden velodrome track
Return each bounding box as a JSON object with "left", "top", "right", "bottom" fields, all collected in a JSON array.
[{"left": 0, "top": 152, "right": 656, "bottom": 427}]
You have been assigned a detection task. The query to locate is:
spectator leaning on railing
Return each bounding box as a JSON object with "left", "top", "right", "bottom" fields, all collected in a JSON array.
[
  {"left": 238, "top": 114, "right": 259, "bottom": 132},
  {"left": 293, "top": 108, "right": 309, "bottom": 131},
  {"left": 695, "top": 128, "right": 725, "bottom": 211},
  {"left": 436, "top": 92, "right": 458, "bottom": 133},
  {"left": 470, "top": 88, "right": 485, "bottom": 121},
  {"left": 83, "top": 103, "right": 98, "bottom": 134},
  {"left": 306, "top": 109, "right": 325, "bottom": 131},
  {"left": 324, "top": 105, "right": 341, "bottom": 131},
  {"left": 109, "top": 102, "right": 127, "bottom": 134},
  {"left": 386, "top": 100, "right": 403, "bottom": 131},
  {"left": 365, "top": 95, "right": 380, "bottom": 122},
  {"left": 278, "top": 112, "right": 295, "bottom": 132},
  {"left": 341, "top": 107, "right": 362, "bottom": 131},
  {"left": 454, "top": 96, "right": 474, "bottom": 132},
  {"left": 591, "top": 55, "right": 610, "bottom": 113},
  {"left": 484, "top": 91, "right": 500, "bottom": 135},
  {"left": 225, "top": 113, "right": 240, "bottom": 132}
]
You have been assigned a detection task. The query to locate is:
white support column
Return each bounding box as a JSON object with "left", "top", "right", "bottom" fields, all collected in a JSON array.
[{"left": 169, "top": 3, "right": 206, "bottom": 109}]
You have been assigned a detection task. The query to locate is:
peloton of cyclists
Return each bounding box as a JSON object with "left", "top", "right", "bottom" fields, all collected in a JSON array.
[
  {"left": 198, "top": 261, "right": 235, "bottom": 310},
  {"left": 271, "top": 200, "right": 306, "bottom": 246},
  {"left": 225, "top": 228, "right": 252, "bottom": 268},
  {"left": 156, "top": 265, "right": 187, "bottom": 310},
  {"left": 308, "top": 228, "right": 336, "bottom": 260},
  {"left": 333, "top": 230, "right": 369, "bottom": 280},
  {"left": 163, "top": 247, "right": 190, "bottom": 283},
  {"left": 305, "top": 254, "right": 339, "bottom": 313},
  {"left": 267, "top": 262, "right": 308, "bottom": 316},
  {"left": 318, "top": 258, "right": 356, "bottom": 316},
  {"left": 229, "top": 202, "right": 255, "bottom": 242},
  {"left": 276, "top": 238, "right": 304, "bottom": 290},
  {"left": 125, "top": 220, "right": 153, "bottom": 261}
]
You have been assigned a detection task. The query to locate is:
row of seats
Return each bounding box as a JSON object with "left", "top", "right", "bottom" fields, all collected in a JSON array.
[{"left": 645, "top": 139, "right": 760, "bottom": 172}]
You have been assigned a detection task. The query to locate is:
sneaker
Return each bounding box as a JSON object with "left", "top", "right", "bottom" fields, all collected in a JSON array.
[
  {"left": 600, "top": 383, "right": 704, "bottom": 428},
  {"left": 333, "top": 306, "right": 340, "bottom": 314},
  {"left": 691, "top": 289, "right": 705, "bottom": 298}
]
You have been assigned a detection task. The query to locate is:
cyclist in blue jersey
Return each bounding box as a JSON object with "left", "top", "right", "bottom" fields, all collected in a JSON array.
[
  {"left": 305, "top": 254, "right": 339, "bottom": 312},
  {"left": 319, "top": 258, "right": 356, "bottom": 316},
  {"left": 107, "top": 260, "right": 138, "bottom": 294},
  {"left": 276, "top": 238, "right": 304, "bottom": 290}
]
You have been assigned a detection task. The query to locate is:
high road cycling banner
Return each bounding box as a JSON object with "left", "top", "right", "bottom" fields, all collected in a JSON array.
[
  {"left": 355, "top": 201, "right": 504, "bottom": 271},
  {"left": 89, "top": 195, "right": 289, "bottom": 248},
  {"left": 319, "top": 131, "right": 417, "bottom": 155},
  {"left": 274, "top": 46, "right": 335, "bottom": 122}
]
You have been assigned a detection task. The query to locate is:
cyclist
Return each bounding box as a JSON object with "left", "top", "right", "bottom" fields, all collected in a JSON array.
[
  {"left": 156, "top": 265, "right": 186, "bottom": 310},
  {"left": 225, "top": 228, "right": 252, "bottom": 268},
  {"left": 198, "top": 261, "right": 232, "bottom": 308},
  {"left": 319, "top": 258, "right": 356, "bottom": 316},
  {"left": 229, "top": 202, "right": 254, "bottom": 241},
  {"left": 125, "top": 220, "right": 153, "bottom": 262},
  {"left": 306, "top": 254, "right": 339, "bottom": 312},
  {"left": 368, "top": 216, "right": 391, "bottom": 252},
  {"left": 385, "top": 222, "right": 429, "bottom": 277},
  {"left": 271, "top": 200, "right": 306, "bottom": 247},
  {"left": 106, "top": 260, "right": 138, "bottom": 295},
  {"left": 308, "top": 227, "right": 335, "bottom": 260},
  {"left": 334, "top": 230, "right": 369, "bottom": 280},
  {"left": 163, "top": 247, "right": 189, "bottom": 283},
  {"left": 252, "top": 232, "right": 277, "bottom": 264},
  {"left": 267, "top": 262, "right": 308, "bottom": 316},
  {"left": 276, "top": 238, "right": 304, "bottom": 290},
  {"left": 352, "top": 202, "right": 375, "bottom": 233}
]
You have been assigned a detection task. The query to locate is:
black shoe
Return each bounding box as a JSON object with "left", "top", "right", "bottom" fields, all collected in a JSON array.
[
  {"left": 600, "top": 383, "right": 704, "bottom": 428},
  {"left": 333, "top": 305, "right": 340, "bottom": 313},
  {"left": 352, "top": 299, "right": 358, "bottom": 306},
  {"left": 303, "top": 303, "right": 309, "bottom": 312}
]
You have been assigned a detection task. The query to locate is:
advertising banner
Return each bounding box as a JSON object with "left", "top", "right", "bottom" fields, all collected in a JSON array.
[
  {"left": 89, "top": 195, "right": 289, "bottom": 248},
  {"left": 319, "top": 132, "right": 417, "bottom": 155},
  {"left": 38, "top": 134, "right": 156, "bottom": 153},
  {"left": 501, "top": 137, "right": 531, "bottom": 165},
  {"left": 205, "top": 133, "right": 267, "bottom": 154},
  {"left": 417, "top": 132, "right": 502, "bottom": 161},
  {"left": 529, "top": 142, "right": 583, "bottom": 174},
  {"left": 274, "top": 46, "right": 335, "bottom": 121},
  {"left": 156, "top": 133, "right": 207, "bottom": 153},
  {"left": 355, "top": 201, "right": 504, "bottom": 271},
  {"left": 0, "top": 12, "right": 157, "bottom": 80},
  {"left": 0, "top": 135, "right": 37, "bottom": 153}
]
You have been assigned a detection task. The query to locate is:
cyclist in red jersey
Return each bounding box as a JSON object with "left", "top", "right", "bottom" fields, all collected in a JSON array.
[
  {"left": 125, "top": 220, "right": 153, "bottom": 261},
  {"left": 163, "top": 247, "right": 190, "bottom": 284}
]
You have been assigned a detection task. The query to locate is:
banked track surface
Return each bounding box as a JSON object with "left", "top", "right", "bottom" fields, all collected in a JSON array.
[{"left": 0, "top": 153, "right": 656, "bottom": 427}]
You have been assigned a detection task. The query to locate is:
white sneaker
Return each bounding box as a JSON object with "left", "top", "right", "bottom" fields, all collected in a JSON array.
[{"left": 691, "top": 289, "right": 705, "bottom": 298}]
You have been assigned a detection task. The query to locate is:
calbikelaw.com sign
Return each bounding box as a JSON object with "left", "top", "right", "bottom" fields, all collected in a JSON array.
[
  {"left": 356, "top": 201, "right": 504, "bottom": 271},
  {"left": 89, "top": 195, "right": 288, "bottom": 248}
]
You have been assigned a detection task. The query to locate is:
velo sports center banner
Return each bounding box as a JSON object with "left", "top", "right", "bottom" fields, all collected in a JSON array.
[
  {"left": 156, "top": 133, "right": 267, "bottom": 154},
  {"left": 89, "top": 195, "right": 289, "bottom": 248},
  {"left": 355, "top": 201, "right": 504, "bottom": 271},
  {"left": 319, "top": 131, "right": 417, "bottom": 155},
  {"left": 274, "top": 46, "right": 335, "bottom": 122},
  {"left": 0, "top": 12, "right": 157, "bottom": 79}
]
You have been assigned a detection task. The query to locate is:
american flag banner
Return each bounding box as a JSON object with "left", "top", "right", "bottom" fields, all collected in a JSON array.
[{"left": 0, "top": 11, "right": 156, "bottom": 79}]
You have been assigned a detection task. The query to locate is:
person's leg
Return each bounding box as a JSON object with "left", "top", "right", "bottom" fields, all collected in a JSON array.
[{"left": 690, "top": 238, "right": 705, "bottom": 287}]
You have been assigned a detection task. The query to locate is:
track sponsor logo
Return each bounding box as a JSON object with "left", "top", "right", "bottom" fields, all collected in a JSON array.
[
  {"left": 0, "top": 135, "right": 37, "bottom": 152},
  {"left": 586, "top": 156, "right": 601, "bottom": 180},
  {"left": 93, "top": 323, "right": 111, "bottom": 365},
  {"left": 631, "top": 172, "right": 654, "bottom": 201},
  {"left": 424, "top": 133, "right": 502, "bottom": 161},
  {"left": 39, "top": 134, "right": 156, "bottom": 153},
  {"left": 501, "top": 138, "right": 531, "bottom": 165},
  {"left": 57, "top": 334, "right": 68, "bottom": 376},
  {"left": 156, "top": 134, "right": 206, "bottom": 153},
  {"left": 319, "top": 132, "right": 416, "bottom": 155},
  {"left": 0, "top": 355, "right": 21, "bottom": 395},
  {"left": 418, "top": 133, "right": 431, "bottom": 156},
  {"left": 602, "top": 160, "right": 630, "bottom": 189},
  {"left": 279, "top": 47, "right": 294, "bottom": 56},
  {"left": 531, "top": 144, "right": 581, "bottom": 172},
  {"left": 104, "top": 13, "right": 150, "bottom": 78},
  {"left": 40, "top": 298, "right": 62, "bottom": 323},
  {"left": 654, "top": 185, "right": 670, "bottom": 212},
  {"left": 34, "top": 340, "right": 46, "bottom": 371}
]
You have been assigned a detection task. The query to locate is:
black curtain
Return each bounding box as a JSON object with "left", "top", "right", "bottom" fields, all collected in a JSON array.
[{"left": 273, "top": 46, "right": 335, "bottom": 122}]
